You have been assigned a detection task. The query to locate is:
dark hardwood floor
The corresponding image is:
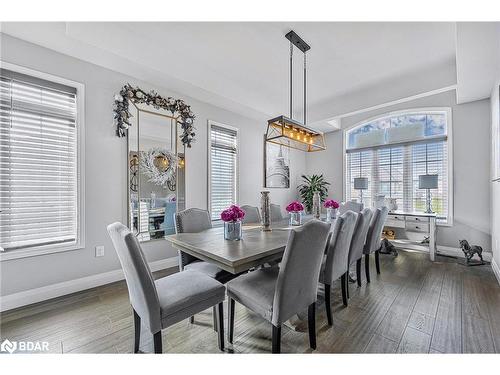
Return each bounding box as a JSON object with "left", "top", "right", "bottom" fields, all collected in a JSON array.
[{"left": 1, "top": 250, "right": 499, "bottom": 354}]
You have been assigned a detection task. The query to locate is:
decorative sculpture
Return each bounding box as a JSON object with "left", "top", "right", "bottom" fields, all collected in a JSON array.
[
  {"left": 379, "top": 238, "right": 398, "bottom": 256},
  {"left": 459, "top": 239, "right": 484, "bottom": 265},
  {"left": 260, "top": 191, "right": 271, "bottom": 232}
]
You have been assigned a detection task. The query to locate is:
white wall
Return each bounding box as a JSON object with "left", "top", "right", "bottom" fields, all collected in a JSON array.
[
  {"left": 0, "top": 34, "right": 305, "bottom": 297},
  {"left": 490, "top": 82, "right": 500, "bottom": 276},
  {"left": 307, "top": 90, "right": 492, "bottom": 251}
]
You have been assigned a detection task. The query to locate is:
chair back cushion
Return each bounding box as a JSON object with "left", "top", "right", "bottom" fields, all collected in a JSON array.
[
  {"left": 240, "top": 205, "right": 261, "bottom": 224},
  {"left": 348, "top": 208, "right": 374, "bottom": 265},
  {"left": 272, "top": 220, "right": 331, "bottom": 326},
  {"left": 339, "top": 200, "right": 364, "bottom": 215},
  {"left": 364, "top": 206, "right": 389, "bottom": 254},
  {"left": 107, "top": 222, "right": 161, "bottom": 333},
  {"left": 174, "top": 208, "right": 212, "bottom": 269},
  {"left": 323, "top": 211, "right": 358, "bottom": 284},
  {"left": 270, "top": 204, "right": 283, "bottom": 221},
  {"left": 175, "top": 208, "right": 212, "bottom": 233}
]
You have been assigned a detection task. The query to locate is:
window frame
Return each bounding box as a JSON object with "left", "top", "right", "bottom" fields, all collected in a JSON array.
[
  {"left": 207, "top": 120, "right": 239, "bottom": 223},
  {"left": 0, "top": 61, "right": 85, "bottom": 261},
  {"left": 342, "top": 107, "right": 453, "bottom": 226}
]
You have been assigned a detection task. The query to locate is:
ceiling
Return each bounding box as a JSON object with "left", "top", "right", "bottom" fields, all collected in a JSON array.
[{"left": 2, "top": 22, "right": 496, "bottom": 132}]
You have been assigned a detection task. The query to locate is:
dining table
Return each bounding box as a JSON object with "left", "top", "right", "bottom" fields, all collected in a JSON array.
[{"left": 165, "top": 215, "right": 334, "bottom": 275}]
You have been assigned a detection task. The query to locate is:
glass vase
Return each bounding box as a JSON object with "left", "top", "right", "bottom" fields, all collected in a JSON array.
[
  {"left": 326, "top": 207, "right": 338, "bottom": 223},
  {"left": 224, "top": 220, "right": 242, "bottom": 241},
  {"left": 289, "top": 211, "right": 302, "bottom": 226}
]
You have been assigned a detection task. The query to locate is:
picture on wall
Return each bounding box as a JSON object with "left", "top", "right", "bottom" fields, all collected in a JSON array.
[{"left": 264, "top": 137, "right": 290, "bottom": 188}]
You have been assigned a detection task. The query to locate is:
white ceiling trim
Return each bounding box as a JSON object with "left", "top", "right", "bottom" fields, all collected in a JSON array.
[{"left": 332, "top": 84, "right": 457, "bottom": 123}]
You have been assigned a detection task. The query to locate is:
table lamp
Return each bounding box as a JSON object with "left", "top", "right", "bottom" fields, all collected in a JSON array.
[
  {"left": 354, "top": 177, "right": 368, "bottom": 204},
  {"left": 419, "top": 174, "right": 438, "bottom": 213}
]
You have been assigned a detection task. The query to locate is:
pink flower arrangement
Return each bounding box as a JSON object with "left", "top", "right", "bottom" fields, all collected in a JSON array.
[
  {"left": 324, "top": 199, "right": 340, "bottom": 209},
  {"left": 220, "top": 205, "right": 246, "bottom": 222},
  {"left": 286, "top": 201, "right": 305, "bottom": 213}
]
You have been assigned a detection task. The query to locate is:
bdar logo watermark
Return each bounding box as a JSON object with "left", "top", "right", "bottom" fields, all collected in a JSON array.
[
  {"left": 1, "top": 339, "right": 17, "bottom": 354},
  {"left": 1, "top": 338, "right": 49, "bottom": 354}
]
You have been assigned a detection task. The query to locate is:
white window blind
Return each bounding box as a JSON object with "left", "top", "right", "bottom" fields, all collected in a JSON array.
[
  {"left": 345, "top": 111, "right": 451, "bottom": 224},
  {"left": 0, "top": 69, "right": 78, "bottom": 251},
  {"left": 209, "top": 123, "right": 238, "bottom": 221}
]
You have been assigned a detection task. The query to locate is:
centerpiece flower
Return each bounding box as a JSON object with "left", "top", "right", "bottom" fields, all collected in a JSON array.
[
  {"left": 286, "top": 201, "right": 304, "bottom": 226},
  {"left": 221, "top": 205, "right": 245, "bottom": 240},
  {"left": 324, "top": 199, "right": 339, "bottom": 222}
]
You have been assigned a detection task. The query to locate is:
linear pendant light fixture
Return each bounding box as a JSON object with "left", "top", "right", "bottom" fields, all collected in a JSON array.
[{"left": 265, "top": 30, "right": 326, "bottom": 152}]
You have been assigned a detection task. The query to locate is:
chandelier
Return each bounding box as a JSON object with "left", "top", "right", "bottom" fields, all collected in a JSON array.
[{"left": 265, "top": 30, "right": 326, "bottom": 152}]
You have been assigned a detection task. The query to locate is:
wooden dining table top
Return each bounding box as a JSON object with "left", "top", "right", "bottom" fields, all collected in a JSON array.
[{"left": 165, "top": 216, "right": 334, "bottom": 274}]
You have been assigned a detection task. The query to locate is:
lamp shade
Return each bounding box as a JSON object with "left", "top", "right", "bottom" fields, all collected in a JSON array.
[
  {"left": 354, "top": 177, "right": 368, "bottom": 190},
  {"left": 419, "top": 174, "right": 438, "bottom": 189}
]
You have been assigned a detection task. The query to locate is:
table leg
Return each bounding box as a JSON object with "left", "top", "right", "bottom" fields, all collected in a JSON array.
[{"left": 429, "top": 217, "right": 436, "bottom": 261}]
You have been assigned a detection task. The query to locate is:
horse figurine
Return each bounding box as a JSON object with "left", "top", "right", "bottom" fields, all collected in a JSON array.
[{"left": 459, "top": 239, "right": 484, "bottom": 264}]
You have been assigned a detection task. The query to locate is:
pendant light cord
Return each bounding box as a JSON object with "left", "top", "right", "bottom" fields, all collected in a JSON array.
[
  {"left": 304, "top": 52, "right": 307, "bottom": 125},
  {"left": 288, "top": 36, "right": 308, "bottom": 124},
  {"left": 290, "top": 41, "right": 293, "bottom": 119}
]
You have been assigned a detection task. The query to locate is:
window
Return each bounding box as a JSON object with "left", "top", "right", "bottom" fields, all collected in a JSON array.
[
  {"left": 208, "top": 121, "right": 238, "bottom": 222},
  {"left": 345, "top": 109, "right": 452, "bottom": 224},
  {"left": 0, "top": 66, "right": 83, "bottom": 256}
]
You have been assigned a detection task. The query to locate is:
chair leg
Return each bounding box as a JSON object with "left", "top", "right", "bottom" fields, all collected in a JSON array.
[
  {"left": 153, "top": 331, "right": 162, "bottom": 354},
  {"left": 365, "top": 253, "right": 371, "bottom": 283},
  {"left": 346, "top": 273, "right": 350, "bottom": 299},
  {"left": 375, "top": 250, "right": 381, "bottom": 274},
  {"left": 341, "top": 273, "right": 348, "bottom": 307},
  {"left": 228, "top": 297, "right": 235, "bottom": 344},
  {"left": 308, "top": 302, "right": 317, "bottom": 350},
  {"left": 213, "top": 306, "right": 218, "bottom": 332},
  {"left": 133, "top": 309, "right": 141, "bottom": 353},
  {"left": 356, "top": 259, "right": 362, "bottom": 287},
  {"left": 324, "top": 284, "right": 333, "bottom": 326},
  {"left": 272, "top": 325, "right": 281, "bottom": 354},
  {"left": 215, "top": 302, "right": 225, "bottom": 351}
]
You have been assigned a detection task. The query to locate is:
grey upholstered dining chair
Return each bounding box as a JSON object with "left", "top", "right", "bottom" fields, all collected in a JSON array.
[
  {"left": 226, "top": 220, "right": 331, "bottom": 353},
  {"left": 240, "top": 205, "right": 261, "bottom": 224},
  {"left": 363, "top": 206, "right": 389, "bottom": 283},
  {"left": 270, "top": 203, "right": 283, "bottom": 221},
  {"left": 174, "top": 208, "right": 236, "bottom": 328},
  {"left": 339, "top": 200, "right": 364, "bottom": 215},
  {"left": 319, "top": 211, "right": 358, "bottom": 326},
  {"left": 107, "top": 222, "right": 226, "bottom": 353},
  {"left": 347, "top": 208, "right": 374, "bottom": 288}
]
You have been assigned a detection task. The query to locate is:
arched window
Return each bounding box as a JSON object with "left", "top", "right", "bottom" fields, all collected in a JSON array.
[{"left": 344, "top": 108, "right": 452, "bottom": 224}]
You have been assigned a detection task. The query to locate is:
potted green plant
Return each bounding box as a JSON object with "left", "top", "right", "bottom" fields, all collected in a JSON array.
[{"left": 298, "top": 174, "right": 330, "bottom": 213}]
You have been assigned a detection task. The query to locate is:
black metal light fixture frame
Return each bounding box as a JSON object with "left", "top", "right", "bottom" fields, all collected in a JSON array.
[{"left": 265, "top": 30, "right": 326, "bottom": 152}]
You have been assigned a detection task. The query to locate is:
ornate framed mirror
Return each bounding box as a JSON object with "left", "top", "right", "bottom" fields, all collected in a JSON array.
[{"left": 127, "top": 101, "right": 186, "bottom": 242}]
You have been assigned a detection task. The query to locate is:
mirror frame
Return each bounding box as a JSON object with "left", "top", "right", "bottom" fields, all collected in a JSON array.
[{"left": 127, "top": 99, "right": 186, "bottom": 241}]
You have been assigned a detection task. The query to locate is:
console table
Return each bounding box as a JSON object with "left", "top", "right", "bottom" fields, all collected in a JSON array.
[{"left": 384, "top": 211, "right": 437, "bottom": 261}]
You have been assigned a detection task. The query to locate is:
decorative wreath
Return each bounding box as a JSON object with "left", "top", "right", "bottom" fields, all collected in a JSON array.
[
  {"left": 113, "top": 84, "right": 196, "bottom": 147},
  {"left": 139, "top": 148, "right": 178, "bottom": 187}
]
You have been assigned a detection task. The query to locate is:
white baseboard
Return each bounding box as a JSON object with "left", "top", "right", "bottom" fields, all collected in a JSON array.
[
  {"left": 0, "top": 257, "right": 178, "bottom": 312},
  {"left": 436, "top": 245, "right": 493, "bottom": 262},
  {"left": 492, "top": 258, "right": 500, "bottom": 286}
]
